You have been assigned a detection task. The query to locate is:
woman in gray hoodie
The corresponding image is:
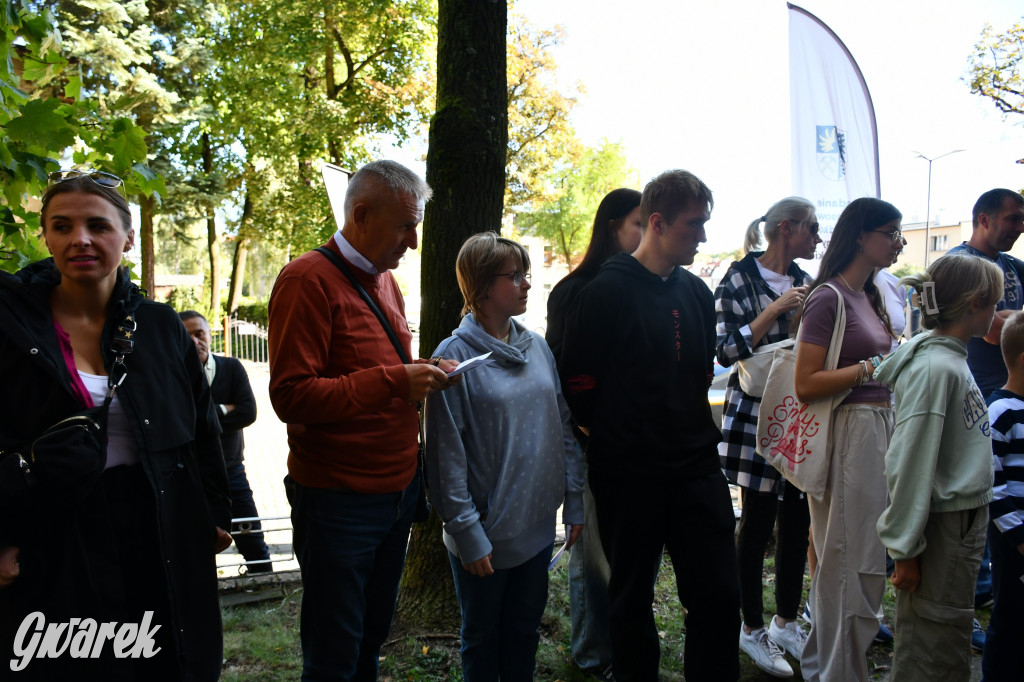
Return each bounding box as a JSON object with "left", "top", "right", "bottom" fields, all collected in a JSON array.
[{"left": 424, "top": 232, "right": 584, "bottom": 682}]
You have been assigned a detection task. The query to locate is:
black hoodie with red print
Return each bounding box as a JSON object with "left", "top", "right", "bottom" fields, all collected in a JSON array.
[{"left": 559, "top": 252, "right": 722, "bottom": 476}]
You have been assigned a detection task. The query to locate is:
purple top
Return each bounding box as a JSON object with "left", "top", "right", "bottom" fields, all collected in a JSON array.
[{"left": 798, "top": 279, "right": 893, "bottom": 405}]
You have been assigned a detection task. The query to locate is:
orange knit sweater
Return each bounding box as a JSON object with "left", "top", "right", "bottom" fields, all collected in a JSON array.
[{"left": 268, "top": 239, "right": 417, "bottom": 493}]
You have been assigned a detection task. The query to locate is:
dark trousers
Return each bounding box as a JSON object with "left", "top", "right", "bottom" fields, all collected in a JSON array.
[
  {"left": 982, "top": 522, "right": 1024, "bottom": 682},
  {"left": 589, "top": 468, "right": 741, "bottom": 682},
  {"left": 449, "top": 545, "right": 552, "bottom": 682},
  {"left": 285, "top": 472, "right": 419, "bottom": 682},
  {"left": 104, "top": 465, "right": 179, "bottom": 681},
  {"left": 227, "top": 460, "right": 271, "bottom": 572},
  {"left": 736, "top": 484, "right": 810, "bottom": 626}
]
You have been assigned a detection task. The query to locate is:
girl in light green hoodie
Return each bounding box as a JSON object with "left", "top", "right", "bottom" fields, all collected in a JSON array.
[{"left": 875, "top": 253, "right": 1004, "bottom": 680}]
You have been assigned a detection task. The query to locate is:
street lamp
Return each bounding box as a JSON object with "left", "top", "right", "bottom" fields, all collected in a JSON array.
[{"left": 914, "top": 149, "right": 964, "bottom": 267}]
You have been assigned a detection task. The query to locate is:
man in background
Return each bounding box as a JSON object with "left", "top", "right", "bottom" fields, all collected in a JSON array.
[{"left": 179, "top": 310, "right": 272, "bottom": 573}]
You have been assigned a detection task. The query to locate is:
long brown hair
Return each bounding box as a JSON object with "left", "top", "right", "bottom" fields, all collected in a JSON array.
[{"left": 810, "top": 197, "right": 901, "bottom": 338}]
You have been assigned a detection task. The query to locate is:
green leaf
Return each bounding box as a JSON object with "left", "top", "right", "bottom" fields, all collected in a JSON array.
[
  {"left": 12, "top": 151, "right": 58, "bottom": 183},
  {"left": 5, "top": 98, "right": 75, "bottom": 149},
  {"left": 0, "top": 207, "right": 15, "bottom": 235},
  {"left": 106, "top": 122, "right": 148, "bottom": 166},
  {"left": 131, "top": 162, "right": 159, "bottom": 182},
  {"left": 64, "top": 74, "right": 81, "bottom": 101}
]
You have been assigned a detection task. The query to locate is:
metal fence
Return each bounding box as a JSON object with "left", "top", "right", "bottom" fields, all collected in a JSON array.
[{"left": 211, "top": 314, "right": 269, "bottom": 364}]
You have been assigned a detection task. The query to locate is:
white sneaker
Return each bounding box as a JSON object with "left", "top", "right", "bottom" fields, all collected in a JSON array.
[
  {"left": 768, "top": 616, "right": 808, "bottom": 659},
  {"left": 739, "top": 626, "right": 793, "bottom": 678}
]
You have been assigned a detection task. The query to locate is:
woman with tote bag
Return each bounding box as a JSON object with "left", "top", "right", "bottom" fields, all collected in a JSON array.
[
  {"left": 714, "top": 197, "right": 820, "bottom": 677},
  {"left": 794, "top": 197, "right": 905, "bottom": 682}
]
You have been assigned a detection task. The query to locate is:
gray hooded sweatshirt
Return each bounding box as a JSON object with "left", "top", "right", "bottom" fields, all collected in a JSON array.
[
  {"left": 424, "top": 314, "right": 584, "bottom": 569},
  {"left": 874, "top": 332, "right": 994, "bottom": 560}
]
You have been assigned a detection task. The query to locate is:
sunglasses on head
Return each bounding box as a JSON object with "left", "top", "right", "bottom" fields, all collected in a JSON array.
[{"left": 47, "top": 169, "right": 124, "bottom": 190}]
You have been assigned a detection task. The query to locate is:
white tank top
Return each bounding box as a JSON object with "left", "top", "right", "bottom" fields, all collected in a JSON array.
[{"left": 77, "top": 371, "right": 140, "bottom": 469}]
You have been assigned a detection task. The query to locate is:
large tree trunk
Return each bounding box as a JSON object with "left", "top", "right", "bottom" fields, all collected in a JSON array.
[
  {"left": 202, "top": 133, "right": 220, "bottom": 317},
  {"left": 139, "top": 193, "right": 156, "bottom": 300},
  {"left": 397, "top": 0, "right": 507, "bottom": 632}
]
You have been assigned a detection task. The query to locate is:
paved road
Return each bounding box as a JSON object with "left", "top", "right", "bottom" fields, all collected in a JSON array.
[{"left": 215, "top": 360, "right": 295, "bottom": 577}]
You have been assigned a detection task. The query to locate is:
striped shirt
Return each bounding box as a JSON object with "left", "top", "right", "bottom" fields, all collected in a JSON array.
[{"left": 986, "top": 388, "right": 1024, "bottom": 547}]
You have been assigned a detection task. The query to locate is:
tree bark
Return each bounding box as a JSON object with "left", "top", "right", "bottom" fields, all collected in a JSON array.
[
  {"left": 227, "top": 190, "right": 253, "bottom": 316},
  {"left": 226, "top": 237, "right": 247, "bottom": 315},
  {"left": 202, "top": 133, "right": 221, "bottom": 317},
  {"left": 397, "top": 0, "right": 507, "bottom": 632},
  {"left": 139, "top": 193, "right": 156, "bottom": 299}
]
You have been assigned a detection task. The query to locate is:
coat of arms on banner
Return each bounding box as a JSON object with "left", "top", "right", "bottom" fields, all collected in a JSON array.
[{"left": 816, "top": 125, "right": 846, "bottom": 181}]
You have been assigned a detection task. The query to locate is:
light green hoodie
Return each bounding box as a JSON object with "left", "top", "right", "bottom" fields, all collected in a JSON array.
[{"left": 874, "top": 332, "right": 994, "bottom": 560}]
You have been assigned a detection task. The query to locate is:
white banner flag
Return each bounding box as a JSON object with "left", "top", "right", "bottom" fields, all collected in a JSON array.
[{"left": 789, "top": 3, "right": 880, "bottom": 249}]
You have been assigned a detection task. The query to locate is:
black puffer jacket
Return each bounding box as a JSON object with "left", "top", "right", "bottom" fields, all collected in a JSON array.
[{"left": 0, "top": 260, "right": 230, "bottom": 681}]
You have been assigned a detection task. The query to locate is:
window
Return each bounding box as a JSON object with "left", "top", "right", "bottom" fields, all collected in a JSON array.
[{"left": 931, "top": 235, "right": 948, "bottom": 251}]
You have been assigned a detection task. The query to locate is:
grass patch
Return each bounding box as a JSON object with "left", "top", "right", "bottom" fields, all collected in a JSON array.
[
  {"left": 220, "top": 554, "right": 986, "bottom": 680},
  {"left": 220, "top": 588, "right": 303, "bottom": 681}
]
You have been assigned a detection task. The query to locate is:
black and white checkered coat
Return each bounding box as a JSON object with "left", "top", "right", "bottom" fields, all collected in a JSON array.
[{"left": 714, "top": 252, "right": 811, "bottom": 494}]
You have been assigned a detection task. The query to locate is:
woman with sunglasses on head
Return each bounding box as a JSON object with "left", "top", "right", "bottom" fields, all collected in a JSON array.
[
  {"left": 793, "top": 197, "right": 906, "bottom": 682},
  {"left": 0, "top": 170, "right": 232, "bottom": 680},
  {"left": 425, "top": 232, "right": 584, "bottom": 682},
  {"left": 544, "top": 187, "right": 641, "bottom": 678},
  {"left": 714, "top": 197, "right": 820, "bottom": 678}
]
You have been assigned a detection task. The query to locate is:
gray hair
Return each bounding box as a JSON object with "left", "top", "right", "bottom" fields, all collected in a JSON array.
[
  {"left": 744, "top": 196, "right": 816, "bottom": 254},
  {"left": 344, "top": 160, "right": 433, "bottom": 218}
]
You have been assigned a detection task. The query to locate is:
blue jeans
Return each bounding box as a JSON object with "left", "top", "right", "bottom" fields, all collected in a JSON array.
[
  {"left": 568, "top": 460, "right": 613, "bottom": 670},
  {"left": 285, "top": 473, "right": 419, "bottom": 682},
  {"left": 450, "top": 544, "right": 553, "bottom": 682},
  {"left": 227, "top": 461, "right": 271, "bottom": 571}
]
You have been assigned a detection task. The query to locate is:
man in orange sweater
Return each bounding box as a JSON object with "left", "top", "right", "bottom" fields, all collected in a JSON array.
[{"left": 269, "top": 160, "right": 458, "bottom": 681}]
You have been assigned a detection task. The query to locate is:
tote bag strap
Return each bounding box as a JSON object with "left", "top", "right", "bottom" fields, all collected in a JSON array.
[{"left": 807, "top": 282, "right": 846, "bottom": 372}]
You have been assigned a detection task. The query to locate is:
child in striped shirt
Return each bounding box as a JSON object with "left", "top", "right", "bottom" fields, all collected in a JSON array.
[{"left": 982, "top": 310, "right": 1024, "bottom": 682}]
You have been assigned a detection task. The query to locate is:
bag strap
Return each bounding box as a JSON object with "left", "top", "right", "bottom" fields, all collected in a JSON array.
[
  {"left": 813, "top": 283, "right": 846, "bottom": 371},
  {"left": 314, "top": 247, "right": 411, "bottom": 365},
  {"left": 314, "top": 246, "right": 427, "bottom": 439},
  {"left": 105, "top": 312, "right": 136, "bottom": 399}
]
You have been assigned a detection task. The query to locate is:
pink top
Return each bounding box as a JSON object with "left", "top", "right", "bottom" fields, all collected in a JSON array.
[
  {"left": 798, "top": 279, "right": 893, "bottom": 405},
  {"left": 54, "top": 321, "right": 94, "bottom": 409}
]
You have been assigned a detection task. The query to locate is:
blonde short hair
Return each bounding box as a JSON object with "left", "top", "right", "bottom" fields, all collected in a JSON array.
[
  {"left": 900, "top": 253, "right": 1004, "bottom": 330},
  {"left": 456, "top": 232, "right": 531, "bottom": 316},
  {"left": 1001, "top": 311, "right": 1024, "bottom": 370}
]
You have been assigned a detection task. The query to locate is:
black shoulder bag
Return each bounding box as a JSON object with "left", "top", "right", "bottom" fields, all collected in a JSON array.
[
  {"left": 315, "top": 247, "right": 431, "bottom": 522},
  {"left": 5, "top": 313, "right": 136, "bottom": 501}
]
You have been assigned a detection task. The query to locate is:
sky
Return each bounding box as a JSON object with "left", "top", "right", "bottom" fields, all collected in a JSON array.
[{"left": 504, "top": 0, "right": 1024, "bottom": 255}]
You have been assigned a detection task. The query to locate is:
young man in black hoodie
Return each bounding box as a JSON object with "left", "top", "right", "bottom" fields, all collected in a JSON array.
[{"left": 561, "top": 170, "right": 741, "bottom": 682}]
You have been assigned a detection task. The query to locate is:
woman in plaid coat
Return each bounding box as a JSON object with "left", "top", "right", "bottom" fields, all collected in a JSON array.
[{"left": 714, "top": 196, "right": 820, "bottom": 677}]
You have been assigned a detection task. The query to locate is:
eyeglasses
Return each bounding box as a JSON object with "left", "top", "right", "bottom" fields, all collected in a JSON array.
[
  {"left": 48, "top": 169, "right": 124, "bottom": 189},
  {"left": 872, "top": 229, "right": 904, "bottom": 242},
  {"left": 493, "top": 271, "right": 532, "bottom": 286}
]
